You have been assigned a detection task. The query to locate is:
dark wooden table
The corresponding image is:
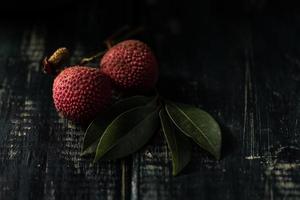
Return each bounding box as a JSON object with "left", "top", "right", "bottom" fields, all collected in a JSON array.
[{"left": 1, "top": 1, "right": 300, "bottom": 199}]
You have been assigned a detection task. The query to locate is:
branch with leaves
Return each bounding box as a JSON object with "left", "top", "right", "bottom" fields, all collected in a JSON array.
[
  {"left": 43, "top": 26, "right": 222, "bottom": 176},
  {"left": 82, "top": 95, "right": 221, "bottom": 176}
]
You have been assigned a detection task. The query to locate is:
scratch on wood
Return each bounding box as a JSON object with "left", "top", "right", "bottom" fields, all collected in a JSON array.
[
  {"left": 20, "top": 28, "right": 45, "bottom": 89},
  {"left": 245, "top": 155, "right": 261, "bottom": 160},
  {"left": 243, "top": 40, "right": 259, "bottom": 160}
]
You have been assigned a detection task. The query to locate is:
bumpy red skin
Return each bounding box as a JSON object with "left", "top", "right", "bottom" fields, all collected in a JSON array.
[
  {"left": 53, "top": 66, "right": 112, "bottom": 123},
  {"left": 100, "top": 40, "right": 158, "bottom": 91}
]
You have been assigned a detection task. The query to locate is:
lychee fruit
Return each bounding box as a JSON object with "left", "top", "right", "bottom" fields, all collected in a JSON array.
[
  {"left": 53, "top": 66, "right": 112, "bottom": 123},
  {"left": 100, "top": 40, "right": 158, "bottom": 91}
]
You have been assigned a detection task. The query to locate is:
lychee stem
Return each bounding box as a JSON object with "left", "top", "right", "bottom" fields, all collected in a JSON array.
[
  {"left": 105, "top": 41, "right": 113, "bottom": 49},
  {"left": 79, "top": 26, "right": 145, "bottom": 65},
  {"left": 79, "top": 50, "right": 107, "bottom": 65},
  {"left": 48, "top": 47, "right": 69, "bottom": 65},
  {"left": 115, "top": 26, "right": 144, "bottom": 44},
  {"left": 104, "top": 25, "right": 130, "bottom": 47},
  {"left": 42, "top": 47, "right": 70, "bottom": 75}
]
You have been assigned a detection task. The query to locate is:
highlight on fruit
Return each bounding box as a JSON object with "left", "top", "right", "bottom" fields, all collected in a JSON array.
[
  {"left": 43, "top": 27, "right": 222, "bottom": 176},
  {"left": 100, "top": 40, "right": 158, "bottom": 90},
  {"left": 53, "top": 66, "right": 112, "bottom": 123}
]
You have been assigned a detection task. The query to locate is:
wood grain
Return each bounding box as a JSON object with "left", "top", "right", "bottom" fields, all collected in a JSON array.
[
  {"left": 0, "top": 26, "right": 121, "bottom": 200},
  {"left": 130, "top": 15, "right": 300, "bottom": 200},
  {"left": 1, "top": 1, "right": 300, "bottom": 199}
]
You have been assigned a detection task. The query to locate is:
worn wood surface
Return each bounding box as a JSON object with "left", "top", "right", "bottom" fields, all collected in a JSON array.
[{"left": 1, "top": 1, "right": 300, "bottom": 199}]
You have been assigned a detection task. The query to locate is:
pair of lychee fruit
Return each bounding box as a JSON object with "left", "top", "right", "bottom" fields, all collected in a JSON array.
[{"left": 50, "top": 40, "right": 158, "bottom": 123}]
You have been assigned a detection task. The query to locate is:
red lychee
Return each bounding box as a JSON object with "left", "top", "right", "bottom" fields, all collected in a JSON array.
[
  {"left": 100, "top": 40, "right": 158, "bottom": 91},
  {"left": 53, "top": 66, "right": 112, "bottom": 123}
]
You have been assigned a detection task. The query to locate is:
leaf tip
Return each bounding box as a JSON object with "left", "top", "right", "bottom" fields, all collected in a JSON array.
[
  {"left": 80, "top": 150, "right": 88, "bottom": 157},
  {"left": 92, "top": 159, "right": 97, "bottom": 164},
  {"left": 212, "top": 150, "right": 221, "bottom": 160},
  {"left": 216, "top": 153, "right": 221, "bottom": 160},
  {"left": 93, "top": 154, "right": 100, "bottom": 164},
  {"left": 172, "top": 170, "right": 179, "bottom": 176}
]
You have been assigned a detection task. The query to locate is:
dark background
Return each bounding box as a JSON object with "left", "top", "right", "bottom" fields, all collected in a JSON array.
[{"left": 1, "top": 0, "right": 300, "bottom": 199}]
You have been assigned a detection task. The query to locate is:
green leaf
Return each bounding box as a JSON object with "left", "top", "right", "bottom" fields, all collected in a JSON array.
[
  {"left": 101, "top": 107, "right": 160, "bottom": 160},
  {"left": 165, "top": 102, "right": 221, "bottom": 159},
  {"left": 159, "top": 109, "right": 192, "bottom": 176},
  {"left": 81, "top": 95, "right": 155, "bottom": 155},
  {"left": 94, "top": 98, "right": 159, "bottom": 161}
]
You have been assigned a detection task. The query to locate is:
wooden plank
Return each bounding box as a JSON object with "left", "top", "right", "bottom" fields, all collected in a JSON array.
[
  {"left": 130, "top": 19, "right": 247, "bottom": 199},
  {"left": 0, "top": 26, "right": 121, "bottom": 200},
  {"left": 251, "top": 16, "right": 300, "bottom": 199},
  {"left": 1, "top": 2, "right": 300, "bottom": 199},
  {"left": 131, "top": 16, "right": 300, "bottom": 199}
]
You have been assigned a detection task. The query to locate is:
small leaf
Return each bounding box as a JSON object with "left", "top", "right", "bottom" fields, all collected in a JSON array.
[
  {"left": 165, "top": 102, "right": 221, "bottom": 159},
  {"left": 82, "top": 95, "right": 155, "bottom": 155},
  {"left": 159, "top": 109, "right": 192, "bottom": 176},
  {"left": 101, "top": 107, "right": 160, "bottom": 160},
  {"left": 94, "top": 98, "right": 159, "bottom": 161}
]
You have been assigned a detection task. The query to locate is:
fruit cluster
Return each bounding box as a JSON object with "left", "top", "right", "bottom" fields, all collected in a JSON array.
[
  {"left": 49, "top": 40, "right": 158, "bottom": 123},
  {"left": 44, "top": 36, "right": 221, "bottom": 176}
]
